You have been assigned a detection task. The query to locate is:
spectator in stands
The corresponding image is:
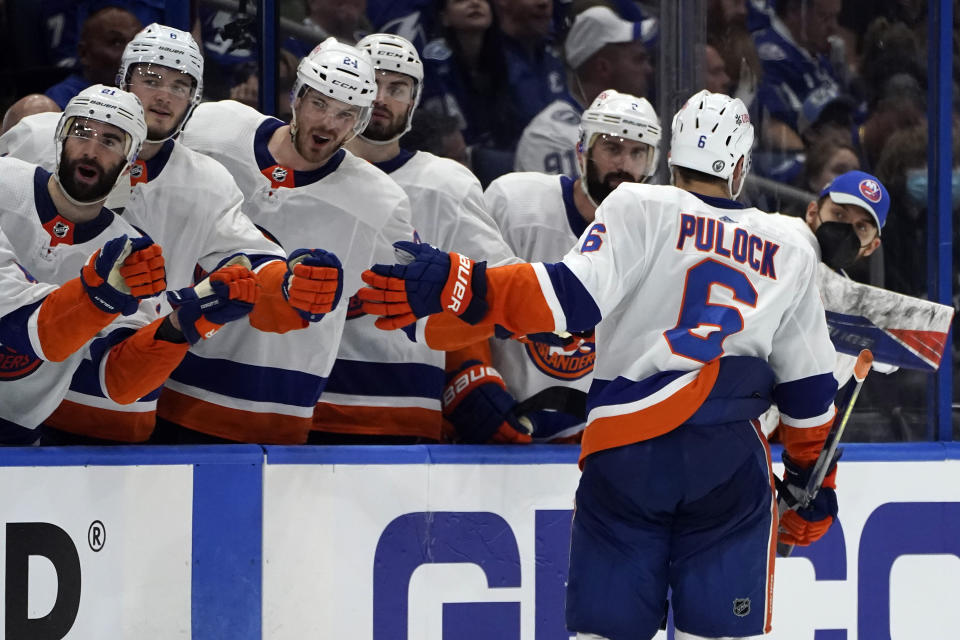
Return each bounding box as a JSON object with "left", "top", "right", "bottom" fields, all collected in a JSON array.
[
  {"left": 706, "top": 0, "right": 761, "bottom": 111},
  {"left": 857, "top": 93, "right": 926, "bottom": 172},
  {"left": 874, "top": 121, "right": 960, "bottom": 298},
  {"left": 704, "top": 42, "right": 732, "bottom": 93},
  {"left": 797, "top": 84, "right": 856, "bottom": 147},
  {"left": 1, "top": 94, "right": 59, "bottom": 135},
  {"left": 803, "top": 136, "right": 860, "bottom": 194},
  {"left": 44, "top": 5, "right": 142, "bottom": 108},
  {"left": 421, "top": 0, "right": 521, "bottom": 151},
  {"left": 514, "top": 5, "right": 656, "bottom": 175},
  {"left": 491, "top": 0, "right": 567, "bottom": 136},
  {"left": 855, "top": 17, "right": 925, "bottom": 111},
  {"left": 753, "top": 0, "right": 844, "bottom": 153},
  {"left": 227, "top": 49, "right": 300, "bottom": 122},
  {"left": 302, "top": 0, "right": 369, "bottom": 43}
]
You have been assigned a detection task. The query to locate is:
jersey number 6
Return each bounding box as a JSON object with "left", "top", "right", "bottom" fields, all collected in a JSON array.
[{"left": 664, "top": 258, "right": 757, "bottom": 363}]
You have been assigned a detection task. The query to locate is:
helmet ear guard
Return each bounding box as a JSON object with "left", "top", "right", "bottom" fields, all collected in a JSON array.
[
  {"left": 667, "top": 89, "right": 754, "bottom": 199},
  {"left": 117, "top": 23, "right": 204, "bottom": 142}
]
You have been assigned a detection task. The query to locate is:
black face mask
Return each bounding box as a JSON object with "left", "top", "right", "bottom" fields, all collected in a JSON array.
[{"left": 815, "top": 221, "right": 861, "bottom": 271}]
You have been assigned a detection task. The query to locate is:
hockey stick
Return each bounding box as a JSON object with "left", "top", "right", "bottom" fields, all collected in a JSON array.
[{"left": 776, "top": 349, "right": 873, "bottom": 557}]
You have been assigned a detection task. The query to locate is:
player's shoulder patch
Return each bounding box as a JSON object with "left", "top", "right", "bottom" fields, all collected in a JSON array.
[
  {"left": 756, "top": 41, "right": 787, "bottom": 62},
  {"left": 422, "top": 38, "right": 451, "bottom": 61},
  {"left": 550, "top": 105, "right": 581, "bottom": 125}
]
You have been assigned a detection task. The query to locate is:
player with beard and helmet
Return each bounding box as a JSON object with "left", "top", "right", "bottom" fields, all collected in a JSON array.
[
  {"left": 0, "top": 85, "right": 259, "bottom": 443},
  {"left": 477, "top": 89, "right": 661, "bottom": 443},
  {"left": 160, "top": 37, "right": 416, "bottom": 445},
  {"left": 0, "top": 25, "right": 334, "bottom": 445},
  {"left": 311, "top": 33, "right": 518, "bottom": 444}
]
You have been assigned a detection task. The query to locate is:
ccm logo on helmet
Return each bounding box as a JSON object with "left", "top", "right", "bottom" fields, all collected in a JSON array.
[
  {"left": 446, "top": 254, "right": 473, "bottom": 313},
  {"left": 332, "top": 79, "right": 358, "bottom": 91}
]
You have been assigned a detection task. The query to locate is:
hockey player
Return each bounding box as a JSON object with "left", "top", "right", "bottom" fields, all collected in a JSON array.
[
  {"left": 359, "top": 90, "right": 840, "bottom": 639},
  {"left": 311, "top": 33, "right": 517, "bottom": 443},
  {"left": 1, "top": 25, "right": 332, "bottom": 444},
  {"left": 486, "top": 89, "right": 661, "bottom": 442},
  {"left": 162, "top": 37, "right": 415, "bottom": 444},
  {"left": 514, "top": 6, "right": 656, "bottom": 176},
  {"left": 0, "top": 86, "right": 257, "bottom": 442}
]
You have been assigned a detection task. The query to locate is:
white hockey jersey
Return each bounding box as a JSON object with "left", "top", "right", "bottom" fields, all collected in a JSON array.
[
  {"left": 0, "top": 157, "right": 156, "bottom": 433},
  {"left": 316, "top": 149, "right": 515, "bottom": 439},
  {"left": 1, "top": 114, "right": 285, "bottom": 441},
  {"left": 167, "top": 100, "right": 416, "bottom": 443},
  {"left": 481, "top": 184, "right": 837, "bottom": 463},
  {"left": 484, "top": 172, "right": 594, "bottom": 441},
  {"left": 513, "top": 99, "right": 581, "bottom": 176}
]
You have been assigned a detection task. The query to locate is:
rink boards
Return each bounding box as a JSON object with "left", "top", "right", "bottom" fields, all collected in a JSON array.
[{"left": 0, "top": 443, "right": 957, "bottom": 639}]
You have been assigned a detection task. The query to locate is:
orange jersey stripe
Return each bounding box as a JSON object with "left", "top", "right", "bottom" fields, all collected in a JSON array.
[
  {"left": 157, "top": 388, "right": 312, "bottom": 444},
  {"left": 578, "top": 359, "right": 721, "bottom": 467},
  {"left": 105, "top": 318, "right": 189, "bottom": 404},
  {"left": 37, "top": 278, "right": 118, "bottom": 362},
  {"left": 312, "top": 404, "right": 441, "bottom": 441},
  {"left": 44, "top": 399, "right": 155, "bottom": 442},
  {"left": 486, "top": 263, "right": 556, "bottom": 334},
  {"left": 248, "top": 260, "right": 309, "bottom": 334}
]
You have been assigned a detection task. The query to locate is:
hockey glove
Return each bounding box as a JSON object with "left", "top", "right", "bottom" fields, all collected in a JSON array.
[
  {"left": 282, "top": 248, "right": 343, "bottom": 322},
  {"left": 167, "top": 264, "right": 259, "bottom": 345},
  {"left": 443, "top": 360, "right": 532, "bottom": 444},
  {"left": 777, "top": 453, "right": 839, "bottom": 547},
  {"left": 80, "top": 235, "right": 166, "bottom": 315},
  {"left": 358, "top": 241, "right": 488, "bottom": 330}
]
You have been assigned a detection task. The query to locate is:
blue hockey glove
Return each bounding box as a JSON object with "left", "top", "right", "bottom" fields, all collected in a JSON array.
[
  {"left": 358, "top": 241, "right": 488, "bottom": 330},
  {"left": 778, "top": 453, "right": 839, "bottom": 546},
  {"left": 167, "top": 264, "right": 259, "bottom": 345},
  {"left": 443, "top": 360, "right": 531, "bottom": 444}
]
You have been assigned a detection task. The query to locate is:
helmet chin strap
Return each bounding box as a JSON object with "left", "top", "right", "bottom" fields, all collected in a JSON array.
[{"left": 579, "top": 175, "right": 601, "bottom": 209}]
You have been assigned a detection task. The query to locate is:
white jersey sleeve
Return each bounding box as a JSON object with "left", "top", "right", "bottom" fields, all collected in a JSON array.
[
  {"left": 0, "top": 226, "right": 57, "bottom": 318},
  {"left": 0, "top": 112, "right": 60, "bottom": 171},
  {"left": 513, "top": 100, "right": 581, "bottom": 176}
]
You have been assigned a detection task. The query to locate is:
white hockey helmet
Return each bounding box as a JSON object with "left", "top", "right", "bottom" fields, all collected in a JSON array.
[
  {"left": 292, "top": 37, "right": 378, "bottom": 137},
  {"left": 668, "top": 89, "right": 754, "bottom": 198},
  {"left": 578, "top": 90, "right": 662, "bottom": 180},
  {"left": 117, "top": 23, "right": 204, "bottom": 142},
  {"left": 54, "top": 84, "right": 147, "bottom": 205},
  {"left": 357, "top": 33, "right": 424, "bottom": 141}
]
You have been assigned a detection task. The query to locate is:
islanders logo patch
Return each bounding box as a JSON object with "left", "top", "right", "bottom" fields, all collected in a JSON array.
[
  {"left": 0, "top": 345, "right": 42, "bottom": 381},
  {"left": 859, "top": 179, "right": 882, "bottom": 203},
  {"left": 524, "top": 336, "right": 595, "bottom": 380}
]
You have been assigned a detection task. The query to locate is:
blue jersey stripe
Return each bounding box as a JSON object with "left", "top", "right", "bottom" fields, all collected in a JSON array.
[
  {"left": 542, "top": 262, "right": 602, "bottom": 331},
  {"left": 324, "top": 359, "right": 444, "bottom": 399},
  {"left": 0, "top": 299, "right": 42, "bottom": 358},
  {"left": 170, "top": 352, "right": 327, "bottom": 407},
  {"left": 773, "top": 372, "right": 837, "bottom": 419}
]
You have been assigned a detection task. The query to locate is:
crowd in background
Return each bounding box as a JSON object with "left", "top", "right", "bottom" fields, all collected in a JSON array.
[{"left": 0, "top": 0, "right": 957, "bottom": 441}]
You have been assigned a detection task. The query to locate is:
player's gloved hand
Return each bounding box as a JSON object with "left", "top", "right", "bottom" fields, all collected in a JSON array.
[
  {"left": 777, "top": 453, "right": 839, "bottom": 546},
  {"left": 443, "top": 360, "right": 532, "bottom": 444},
  {"left": 167, "top": 263, "right": 259, "bottom": 345},
  {"left": 358, "top": 241, "right": 488, "bottom": 330},
  {"left": 281, "top": 248, "right": 343, "bottom": 322},
  {"left": 80, "top": 234, "right": 166, "bottom": 315}
]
